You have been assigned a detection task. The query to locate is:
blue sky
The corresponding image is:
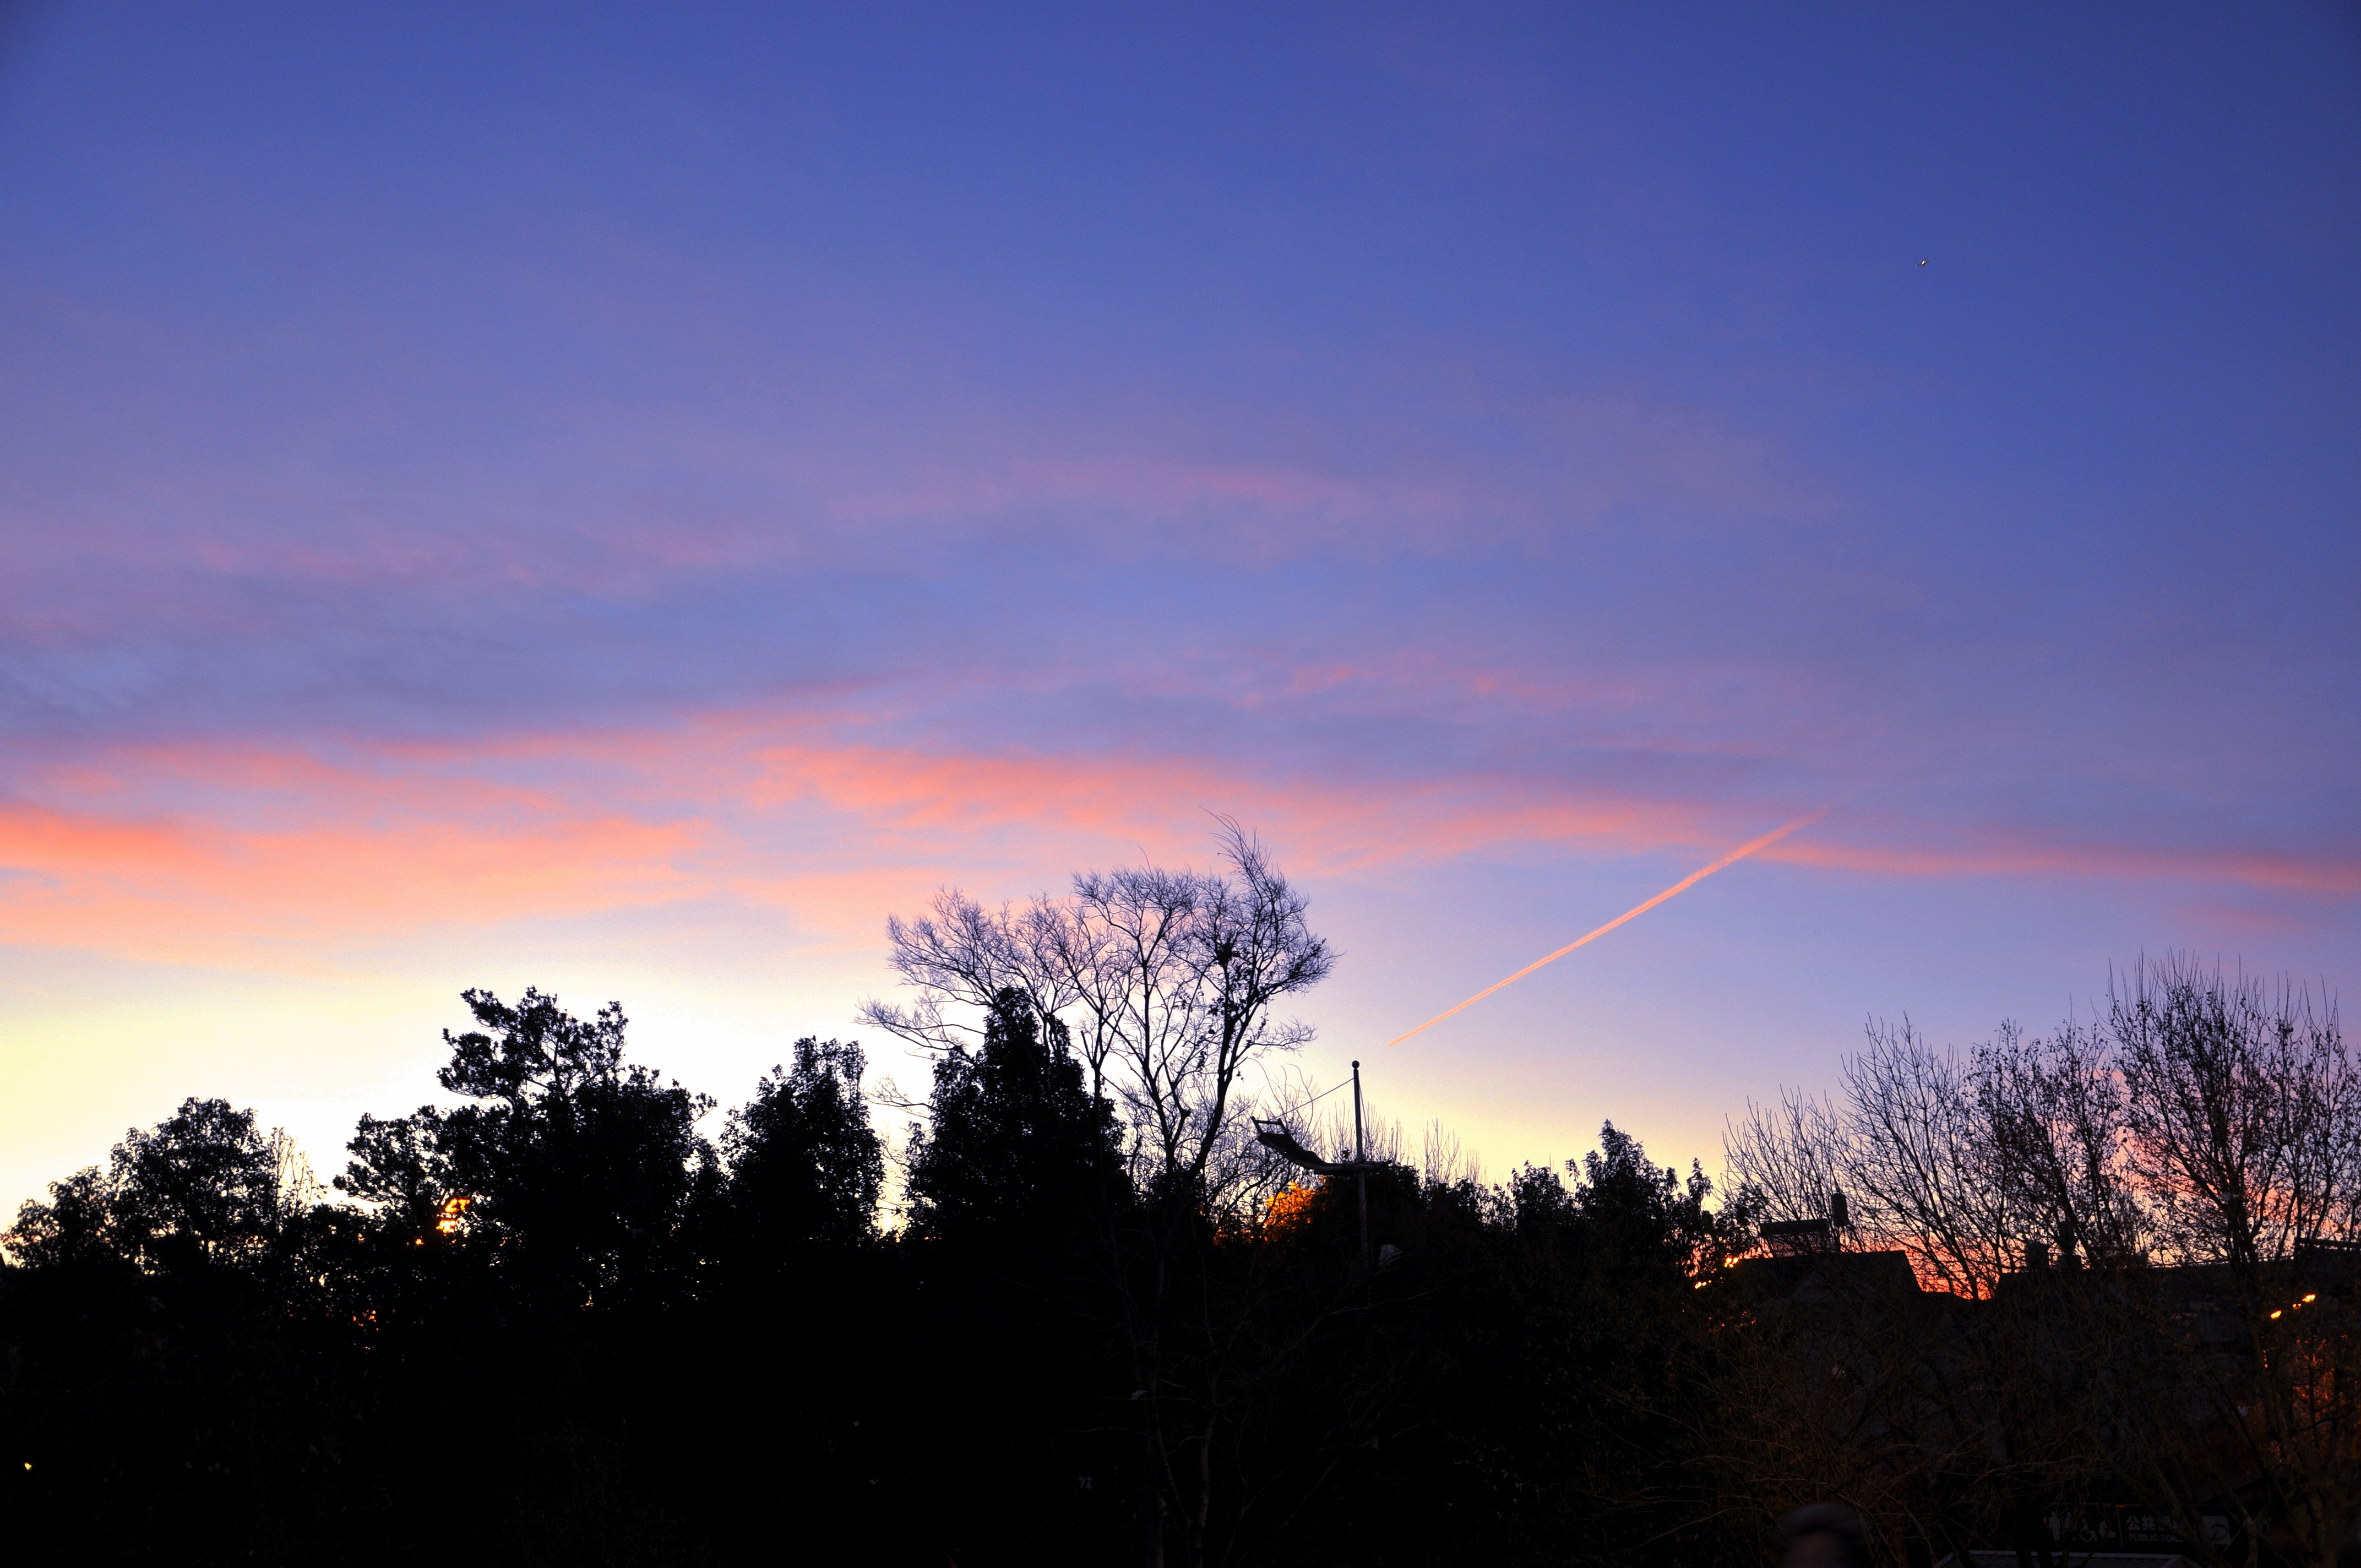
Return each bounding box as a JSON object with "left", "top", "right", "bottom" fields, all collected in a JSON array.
[{"left": 4, "top": 2, "right": 2357, "bottom": 1211}]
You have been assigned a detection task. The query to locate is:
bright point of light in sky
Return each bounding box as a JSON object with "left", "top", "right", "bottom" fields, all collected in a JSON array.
[{"left": 2, "top": 3, "right": 2357, "bottom": 1213}]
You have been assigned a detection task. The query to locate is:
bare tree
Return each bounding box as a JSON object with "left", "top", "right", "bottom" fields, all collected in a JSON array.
[
  {"left": 2114, "top": 957, "right": 2360, "bottom": 1270},
  {"left": 1065, "top": 858, "right": 1212, "bottom": 1170},
  {"left": 1841, "top": 1019, "right": 2016, "bottom": 1298},
  {"left": 1976, "top": 1015, "right": 2146, "bottom": 1268},
  {"left": 1725, "top": 1086, "right": 1848, "bottom": 1227},
  {"left": 859, "top": 888, "right": 1080, "bottom": 1055},
  {"left": 864, "top": 819, "right": 1334, "bottom": 1201},
  {"left": 867, "top": 821, "right": 1340, "bottom": 1568},
  {"left": 1721, "top": 956, "right": 2360, "bottom": 1568},
  {"left": 2103, "top": 957, "right": 2361, "bottom": 1568}
]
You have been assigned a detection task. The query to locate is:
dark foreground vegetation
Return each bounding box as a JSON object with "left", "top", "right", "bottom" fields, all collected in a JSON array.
[{"left": 4, "top": 833, "right": 2355, "bottom": 1567}]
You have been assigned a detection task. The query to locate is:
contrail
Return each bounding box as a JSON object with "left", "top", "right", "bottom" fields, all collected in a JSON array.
[{"left": 1386, "top": 810, "right": 1827, "bottom": 1048}]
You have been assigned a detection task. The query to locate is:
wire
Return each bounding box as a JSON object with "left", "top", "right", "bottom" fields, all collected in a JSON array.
[{"left": 1301, "top": 1076, "right": 1351, "bottom": 1108}]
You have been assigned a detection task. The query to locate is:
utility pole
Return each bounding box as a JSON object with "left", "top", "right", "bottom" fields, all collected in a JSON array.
[
  {"left": 1352, "top": 1059, "right": 1370, "bottom": 1276},
  {"left": 1248, "top": 1063, "right": 1377, "bottom": 1274}
]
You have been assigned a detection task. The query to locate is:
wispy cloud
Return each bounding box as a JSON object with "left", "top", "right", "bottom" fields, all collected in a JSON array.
[{"left": 7, "top": 702, "right": 2349, "bottom": 973}]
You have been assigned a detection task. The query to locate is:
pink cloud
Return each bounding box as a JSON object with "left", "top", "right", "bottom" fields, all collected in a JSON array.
[
  {"left": 1771, "top": 835, "right": 2361, "bottom": 899},
  {"left": 5, "top": 710, "right": 2348, "bottom": 971},
  {"left": 0, "top": 719, "right": 1723, "bottom": 964},
  {"left": 0, "top": 750, "right": 705, "bottom": 963}
]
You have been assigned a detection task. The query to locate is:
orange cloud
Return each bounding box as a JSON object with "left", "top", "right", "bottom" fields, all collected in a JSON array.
[
  {"left": 4, "top": 713, "right": 2349, "bottom": 971},
  {"left": 0, "top": 719, "right": 1723, "bottom": 966},
  {"left": 0, "top": 758, "right": 703, "bottom": 963}
]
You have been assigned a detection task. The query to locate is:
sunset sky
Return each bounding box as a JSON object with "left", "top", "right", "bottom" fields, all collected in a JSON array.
[{"left": 5, "top": 3, "right": 2357, "bottom": 1215}]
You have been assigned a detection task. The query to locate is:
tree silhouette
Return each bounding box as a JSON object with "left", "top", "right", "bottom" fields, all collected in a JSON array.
[
  {"left": 9, "top": 1097, "right": 309, "bottom": 1276},
  {"left": 334, "top": 1106, "right": 453, "bottom": 1238},
  {"left": 900, "top": 987, "right": 1130, "bottom": 1564},
  {"left": 423, "top": 987, "right": 713, "bottom": 1305},
  {"left": 721, "top": 1036, "right": 883, "bottom": 1254},
  {"left": 907, "top": 988, "right": 1122, "bottom": 1248},
  {"left": 28, "top": 957, "right": 2329, "bottom": 1565}
]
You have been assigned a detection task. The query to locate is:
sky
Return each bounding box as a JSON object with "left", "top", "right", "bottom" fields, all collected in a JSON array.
[{"left": 4, "top": 2, "right": 2358, "bottom": 1216}]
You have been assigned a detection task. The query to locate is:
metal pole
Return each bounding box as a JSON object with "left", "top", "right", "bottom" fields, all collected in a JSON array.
[{"left": 1352, "top": 1059, "right": 1369, "bottom": 1275}]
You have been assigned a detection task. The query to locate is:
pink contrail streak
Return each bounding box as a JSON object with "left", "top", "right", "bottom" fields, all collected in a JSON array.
[{"left": 1386, "top": 810, "right": 1827, "bottom": 1048}]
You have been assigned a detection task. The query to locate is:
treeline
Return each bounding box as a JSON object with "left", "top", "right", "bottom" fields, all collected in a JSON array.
[
  {"left": 4, "top": 831, "right": 2353, "bottom": 1567},
  {"left": 0, "top": 1000, "right": 1762, "bottom": 1566}
]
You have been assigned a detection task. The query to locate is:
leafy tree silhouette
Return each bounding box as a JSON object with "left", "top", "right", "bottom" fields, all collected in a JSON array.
[
  {"left": 902, "top": 987, "right": 1130, "bottom": 1564},
  {"left": 2, "top": 1098, "right": 347, "bottom": 1567},
  {"left": 3, "top": 1164, "right": 117, "bottom": 1272},
  {"left": 1274, "top": 1123, "right": 1762, "bottom": 1568},
  {"left": 672, "top": 1036, "right": 894, "bottom": 1563},
  {"left": 9, "top": 1097, "right": 307, "bottom": 1276},
  {"left": 433, "top": 987, "right": 712, "bottom": 1303},
  {"left": 721, "top": 1036, "right": 884, "bottom": 1256},
  {"left": 334, "top": 1104, "right": 454, "bottom": 1239},
  {"left": 907, "top": 988, "right": 1122, "bottom": 1249},
  {"left": 0, "top": 985, "right": 1793, "bottom": 1568},
  {"left": 320, "top": 988, "right": 721, "bottom": 1565}
]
